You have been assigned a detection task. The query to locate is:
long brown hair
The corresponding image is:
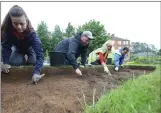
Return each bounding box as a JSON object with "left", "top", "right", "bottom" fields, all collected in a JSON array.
[{"left": 1, "top": 5, "right": 34, "bottom": 39}]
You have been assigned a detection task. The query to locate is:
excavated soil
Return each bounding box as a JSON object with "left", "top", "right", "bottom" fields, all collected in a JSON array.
[{"left": 1, "top": 66, "right": 155, "bottom": 113}]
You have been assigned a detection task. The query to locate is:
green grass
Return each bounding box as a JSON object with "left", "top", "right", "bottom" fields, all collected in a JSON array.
[
  {"left": 84, "top": 65, "right": 160, "bottom": 113},
  {"left": 125, "top": 61, "right": 137, "bottom": 64}
]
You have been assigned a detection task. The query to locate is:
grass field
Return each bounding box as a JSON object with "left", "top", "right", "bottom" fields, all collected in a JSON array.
[{"left": 84, "top": 65, "right": 160, "bottom": 113}]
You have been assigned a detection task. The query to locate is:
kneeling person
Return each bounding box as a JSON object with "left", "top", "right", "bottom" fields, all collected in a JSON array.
[
  {"left": 54, "top": 31, "right": 94, "bottom": 76},
  {"left": 114, "top": 47, "right": 129, "bottom": 71},
  {"left": 88, "top": 40, "right": 113, "bottom": 75},
  {"left": 1, "top": 5, "right": 44, "bottom": 84}
]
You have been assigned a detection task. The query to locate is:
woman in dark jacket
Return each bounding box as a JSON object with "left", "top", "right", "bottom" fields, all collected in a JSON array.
[{"left": 1, "top": 5, "right": 44, "bottom": 84}]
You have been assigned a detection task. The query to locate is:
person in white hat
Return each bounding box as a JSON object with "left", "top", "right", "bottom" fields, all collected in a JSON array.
[{"left": 54, "top": 31, "right": 94, "bottom": 76}]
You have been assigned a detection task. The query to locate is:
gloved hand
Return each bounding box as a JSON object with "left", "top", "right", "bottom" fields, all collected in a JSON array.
[
  {"left": 32, "top": 74, "right": 42, "bottom": 84},
  {"left": 75, "top": 68, "right": 82, "bottom": 76},
  {"left": 115, "top": 67, "right": 119, "bottom": 71},
  {"left": 104, "top": 66, "right": 109, "bottom": 73},
  {"left": 120, "top": 65, "right": 124, "bottom": 68},
  {"left": 80, "top": 65, "right": 85, "bottom": 68},
  {"left": 87, "top": 64, "right": 92, "bottom": 67},
  {"left": 1, "top": 63, "right": 11, "bottom": 73},
  {"left": 104, "top": 66, "right": 112, "bottom": 76}
]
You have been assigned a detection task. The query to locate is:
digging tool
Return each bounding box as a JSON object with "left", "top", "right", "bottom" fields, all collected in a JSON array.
[
  {"left": 103, "top": 65, "right": 112, "bottom": 76},
  {"left": 107, "top": 71, "right": 112, "bottom": 76},
  {"left": 40, "top": 74, "right": 45, "bottom": 78},
  {"left": 33, "top": 74, "right": 45, "bottom": 85},
  {"left": 120, "top": 65, "right": 124, "bottom": 68}
]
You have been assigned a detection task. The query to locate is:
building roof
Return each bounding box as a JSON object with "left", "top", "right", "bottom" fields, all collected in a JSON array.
[
  {"left": 112, "top": 37, "right": 130, "bottom": 41},
  {"left": 107, "top": 33, "right": 130, "bottom": 41}
]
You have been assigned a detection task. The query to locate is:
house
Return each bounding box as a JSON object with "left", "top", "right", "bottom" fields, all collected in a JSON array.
[{"left": 108, "top": 33, "right": 131, "bottom": 60}]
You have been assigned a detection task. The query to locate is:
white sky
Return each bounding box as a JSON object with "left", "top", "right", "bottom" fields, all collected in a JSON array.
[{"left": 1, "top": 2, "right": 160, "bottom": 49}]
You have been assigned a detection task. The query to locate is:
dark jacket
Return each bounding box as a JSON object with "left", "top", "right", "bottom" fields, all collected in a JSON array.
[
  {"left": 54, "top": 32, "right": 88, "bottom": 69},
  {"left": 1, "top": 31, "right": 44, "bottom": 75}
]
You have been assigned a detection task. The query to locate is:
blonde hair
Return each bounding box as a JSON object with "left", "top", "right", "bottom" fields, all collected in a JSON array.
[{"left": 101, "top": 40, "right": 113, "bottom": 52}]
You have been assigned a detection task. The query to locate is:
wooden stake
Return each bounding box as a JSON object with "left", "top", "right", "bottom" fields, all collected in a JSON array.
[
  {"left": 40, "top": 74, "right": 45, "bottom": 78},
  {"left": 93, "top": 88, "right": 96, "bottom": 107}
]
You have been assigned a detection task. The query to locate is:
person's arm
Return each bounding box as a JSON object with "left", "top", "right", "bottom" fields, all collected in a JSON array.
[
  {"left": 30, "top": 32, "right": 44, "bottom": 75},
  {"left": 98, "top": 52, "right": 105, "bottom": 64},
  {"left": 87, "top": 52, "right": 92, "bottom": 65},
  {"left": 119, "top": 56, "right": 125, "bottom": 65},
  {"left": 98, "top": 52, "right": 111, "bottom": 74},
  {"left": 81, "top": 48, "right": 87, "bottom": 66},
  {"left": 114, "top": 53, "right": 121, "bottom": 68},
  {"left": 66, "top": 41, "right": 79, "bottom": 70},
  {"left": 1, "top": 33, "right": 12, "bottom": 64}
]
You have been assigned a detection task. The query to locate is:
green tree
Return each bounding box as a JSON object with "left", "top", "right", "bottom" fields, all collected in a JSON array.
[
  {"left": 50, "top": 25, "right": 64, "bottom": 50},
  {"left": 77, "top": 19, "right": 110, "bottom": 53},
  {"left": 149, "top": 44, "right": 158, "bottom": 53},
  {"left": 157, "top": 49, "right": 161, "bottom": 55},
  {"left": 37, "top": 21, "right": 51, "bottom": 57},
  {"left": 45, "top": 50, "right": 49, "bottom": 60},
  {"left": 131, "top": 42, "right": 158, "bottom": 54},
  {"left": 65, "top": 22, "right": 75, "bottom": 38}
]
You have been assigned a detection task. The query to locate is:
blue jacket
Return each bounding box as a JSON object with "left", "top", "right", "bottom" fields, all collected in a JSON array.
[
  {"left": 1, "top": 31, "right": 44, "bottom": 75},
  {"left": 54, "top": 32, "right": 88, "bottom": 69},
  {"left": 114, "top": 49, "right": 125, "bottom": 67}
]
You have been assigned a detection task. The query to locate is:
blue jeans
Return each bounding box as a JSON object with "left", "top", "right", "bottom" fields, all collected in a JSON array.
[{"left": 9, "top": 46, "right": 36, "bottom": 66}]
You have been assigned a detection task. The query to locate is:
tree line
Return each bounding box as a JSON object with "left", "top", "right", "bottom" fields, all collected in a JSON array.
[
  {"left": 36, "top": 20, "right": 160, "bottom": 59},
  {"left": 37, "top": 20, "right": 111, "bottom": 58}
]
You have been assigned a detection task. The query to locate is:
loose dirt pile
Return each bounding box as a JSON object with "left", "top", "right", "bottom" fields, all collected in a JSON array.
[{"left": 1, "top": 66, "right": 154, "bottom": 113}]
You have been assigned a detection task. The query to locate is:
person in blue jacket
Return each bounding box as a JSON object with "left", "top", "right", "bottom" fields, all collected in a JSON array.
[
  {"left": 1, "top": 5, "right": 44, "bottom": 84},
  {"left": 114, "top": 47, "right": 129, "bottom": 71},
  {"left": 54, "top": 31, "right": 94, "bottom": 76}
]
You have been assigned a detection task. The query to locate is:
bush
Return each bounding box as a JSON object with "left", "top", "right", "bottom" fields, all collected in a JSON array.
[{"left": 132, "top": 56, "right": 161, "bottom": 64}]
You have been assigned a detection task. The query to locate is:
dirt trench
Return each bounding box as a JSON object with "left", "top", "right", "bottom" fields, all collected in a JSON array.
[{"left": 1, "top": 66, "right": 155, "bottom": 113}]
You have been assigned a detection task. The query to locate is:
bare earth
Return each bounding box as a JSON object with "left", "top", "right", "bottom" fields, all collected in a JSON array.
[{"left": 1, "top": 66, "right": 153, "bottom": 113}]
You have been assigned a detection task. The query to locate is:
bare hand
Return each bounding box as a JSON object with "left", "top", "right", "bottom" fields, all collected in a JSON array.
[{"left": 75, "top": 68, "right": 82, "bottom": 76}]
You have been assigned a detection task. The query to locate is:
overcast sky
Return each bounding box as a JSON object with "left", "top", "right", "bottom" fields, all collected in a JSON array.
[{"left": 1, "top": 2, "right": 160, "bottom": 49}]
